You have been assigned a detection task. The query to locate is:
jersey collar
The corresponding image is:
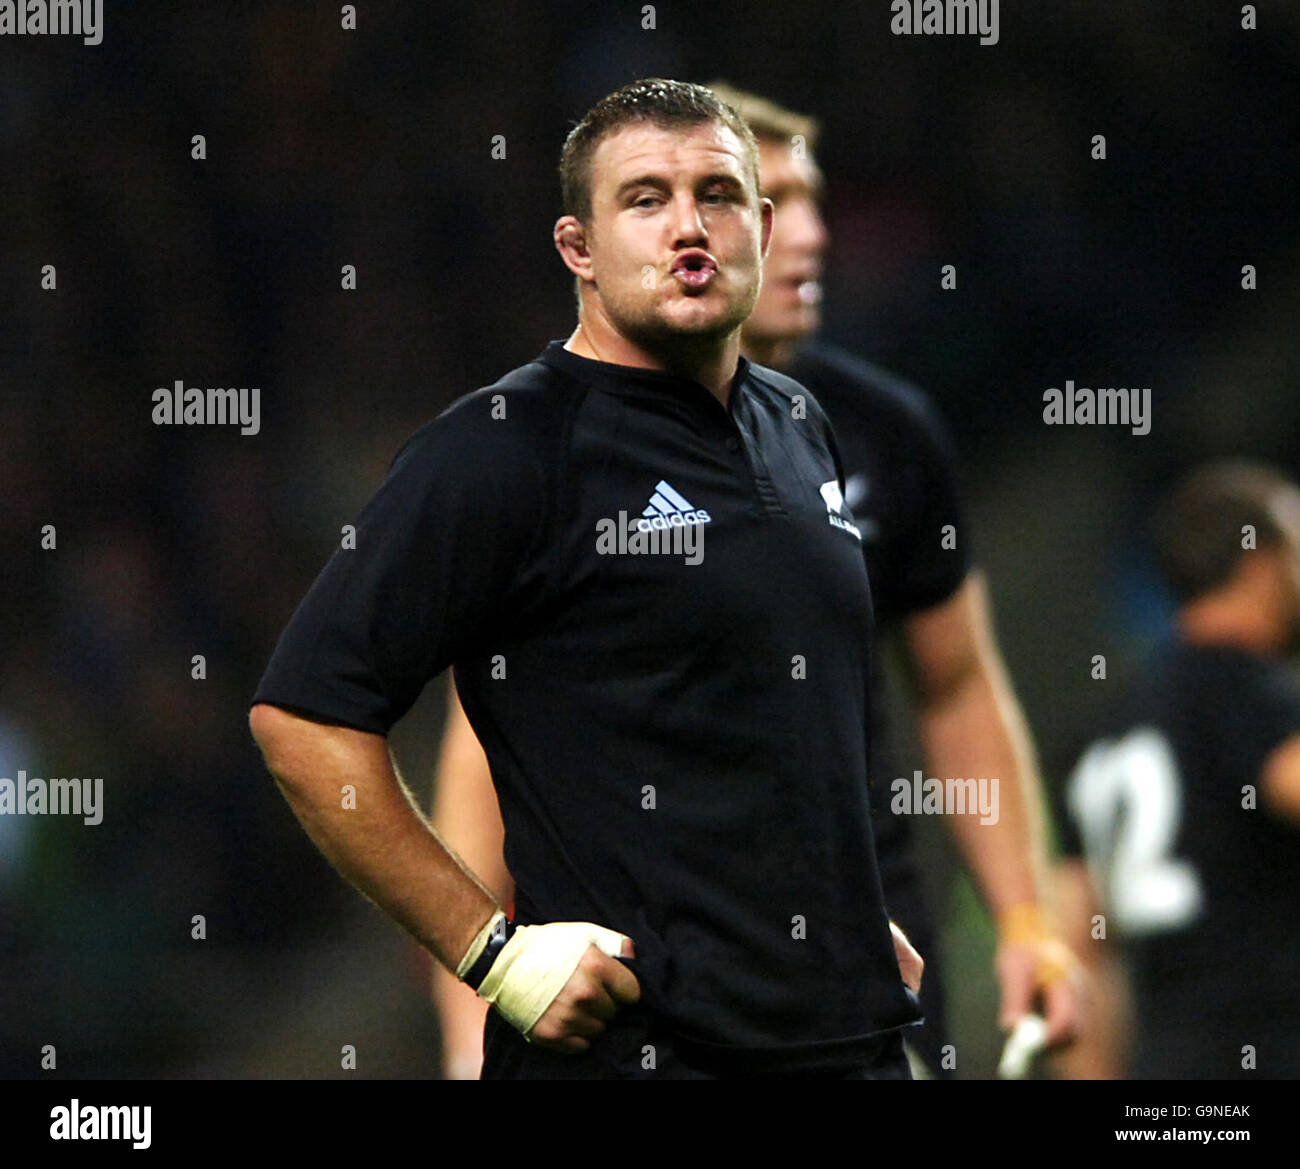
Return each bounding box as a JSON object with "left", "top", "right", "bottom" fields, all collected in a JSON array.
[{"left": 539, "top": 340, "right": 750, "bottom": 419}]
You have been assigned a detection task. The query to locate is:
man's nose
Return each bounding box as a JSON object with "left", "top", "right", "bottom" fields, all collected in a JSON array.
[{"left": 670, "top": 193, "right": 708, "bottom": 248}]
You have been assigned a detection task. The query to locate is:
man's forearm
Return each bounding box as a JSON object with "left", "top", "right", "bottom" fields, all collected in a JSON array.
[
  {"left": 905, "top": 575, "right": 1083, "bottom": 1041},
  {"left": 916, "top": 663, "right": 1049, "bottom": 915},
  {"left": 249, "top": 704, "right": 501, "bottom": 973}
]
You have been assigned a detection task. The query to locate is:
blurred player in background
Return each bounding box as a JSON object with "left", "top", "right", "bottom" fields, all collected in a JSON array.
[
  {"left": 1055, "top": 460, "right": 1300, "bottom": 1079},
  {"left": 432, "top": 83, "right": 1082, "bottom": 1079}
]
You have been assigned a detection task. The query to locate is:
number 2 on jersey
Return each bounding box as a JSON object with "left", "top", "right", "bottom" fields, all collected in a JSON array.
[{"left": 1068, "top": 727, "right": 1203, "bottom": 936}]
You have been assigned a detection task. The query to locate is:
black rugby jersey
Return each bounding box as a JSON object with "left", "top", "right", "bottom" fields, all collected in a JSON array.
[
  {"left": 788, "top": 343, "right": 970, "bottom": 892},
  {"left": 1059, "top": 640, "right": 1300, "bottom": 1077},
  {"left": 253, "top": 340, "right": 923, "bottom": 1060}
]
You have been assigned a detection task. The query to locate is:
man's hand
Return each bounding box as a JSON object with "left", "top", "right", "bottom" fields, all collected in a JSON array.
[
  {"left": 464, "top": 917, "right": 642, "bottom": 1054},
  {"left": 526, "top": 939, "right": 641, "bottom": 1053},
  {"left": 890, "top": 920, "right": 924, "bottom": 993},
  {"left": 995, "top": 904, "right": 1085, "bottom": 1047}
]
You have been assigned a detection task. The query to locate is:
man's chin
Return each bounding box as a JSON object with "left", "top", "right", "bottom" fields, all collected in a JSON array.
[{"left": 629, "top": 305, "right": 748, "bottom": 346}]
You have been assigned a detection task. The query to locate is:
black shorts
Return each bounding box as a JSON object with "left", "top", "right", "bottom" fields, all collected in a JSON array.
[{"left": 481, "top": 999, "right": 914, "bottom": 1081}]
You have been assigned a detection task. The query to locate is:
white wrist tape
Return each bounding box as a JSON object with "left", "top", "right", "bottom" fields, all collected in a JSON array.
[
  {"left": 455, "top": 911, "right": 506, "bottom": 981},
  {"left": 476, "top": 921, "right": 630, "bottom": 1038}
]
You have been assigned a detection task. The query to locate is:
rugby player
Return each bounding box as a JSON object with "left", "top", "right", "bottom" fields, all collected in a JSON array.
[
  {"left": 250, "top": 79, "right": 925, "bottom": 1080},
  {"left": 1056, "top": 461, "right": 1300, "bottom": 1078},
  {"left": 431, "top": 83, "right": 1083, "bottom": 1079}
]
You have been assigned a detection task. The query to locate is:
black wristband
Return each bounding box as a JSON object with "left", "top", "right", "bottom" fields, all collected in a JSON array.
[{"left": 463, "top": 917, "right": 515, "bottom": 991}]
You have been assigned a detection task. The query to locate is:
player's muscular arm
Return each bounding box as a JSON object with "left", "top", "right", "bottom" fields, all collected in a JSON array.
[
  {"left": 250, "top": 702, "right": 498, "bottom": 968},
  {"left": 902, "top": 572, "right": 1081, "bottom": 1043},
  {"left": 903, "top": 573, "right": 1045, "bottom": 913},
  {"left": 249, "top": 703, "right": 637, "bottom": 1053},
  {"left": 430, "top": 683, "right": 516, "bottom": 1078},
  {"left": 1261, "top": 734, "right": 1300, "bottom": 821}
]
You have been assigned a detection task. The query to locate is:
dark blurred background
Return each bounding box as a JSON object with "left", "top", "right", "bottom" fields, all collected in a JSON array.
[{"left": 1, "top": 0, "right": 1296, "bottom": 1078}]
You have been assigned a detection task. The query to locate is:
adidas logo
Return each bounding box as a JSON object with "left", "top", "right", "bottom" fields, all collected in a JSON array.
[
  {"left": 594, "top": 480, "right": 709, "bottom": 565},
  {"left": 636, "top": 480, "right": 712, "bottom": 532}
]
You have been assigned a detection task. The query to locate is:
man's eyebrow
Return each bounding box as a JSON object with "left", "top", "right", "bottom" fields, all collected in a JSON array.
[
  {"left": 613, "top": 172, "right": 746, "bottom": 201},
  {"left": 614, "top": 175, "right": 672, "bottom": 200}
]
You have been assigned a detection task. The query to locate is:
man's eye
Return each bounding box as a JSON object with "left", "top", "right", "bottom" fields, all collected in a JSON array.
[
  {"left": 703, "top": 191, "right": 732, "bottom": 204},
  {"left": 634, "top": 195, "right": 660, "bottom": 209}
]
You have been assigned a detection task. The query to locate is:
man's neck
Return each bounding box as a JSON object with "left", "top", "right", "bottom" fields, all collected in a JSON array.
[
  {"left": 565, "top": 307, "right": 740, "bottom": 408},
  {"left": 1177, "top": 598, "right": 1281, "bottom": 657},
  {"left": 740, "top": 334, "right": 802, "bottom": 373}
]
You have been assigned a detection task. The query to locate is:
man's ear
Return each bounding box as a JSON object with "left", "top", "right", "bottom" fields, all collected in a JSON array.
[
  {"left": 554, "top": 216, "right": 594, "bottom": 281},
  {"left": 759, "top": 197, "right": 775, "bottom": 259}
]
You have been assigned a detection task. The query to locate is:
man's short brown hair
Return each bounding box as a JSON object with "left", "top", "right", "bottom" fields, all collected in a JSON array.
[
  {"left": 1153, "top": 459, "right": 1297, "bottom": 605},
  {"left": 558, "top": 78, "right": 761, "bottom": 224},
  {"left": 703, "top": 81, "right": 821, "bottom": 152}
]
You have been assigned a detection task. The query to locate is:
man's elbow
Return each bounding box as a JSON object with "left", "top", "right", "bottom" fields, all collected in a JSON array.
[
  {"left": 249, "top": 703, "right": 388, "bottom": 799},
  {"left": 249, "top": 702, "right": 309, "bottom": 791}
]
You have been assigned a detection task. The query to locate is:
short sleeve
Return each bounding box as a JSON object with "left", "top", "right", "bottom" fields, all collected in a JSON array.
[
  {"left": 884, "top": 394, "right": 971, "bottom": 617},
  {"left": 251, "top": 389, "right": 555, "bottom": 734}
]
